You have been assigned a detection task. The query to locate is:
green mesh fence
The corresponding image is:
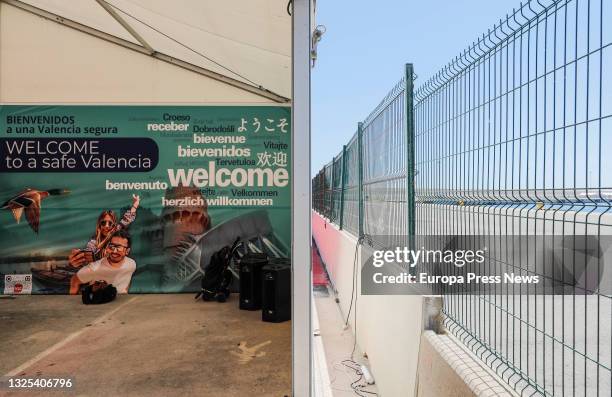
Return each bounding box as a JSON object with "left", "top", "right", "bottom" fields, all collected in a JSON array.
[
  {"left": 313, "top": 0, "right": 611, "bottom": 395},
  {"left": 342, "top": 132, "right": 360, "bottom": 235},
  {"left": 362, "top": 79, "right": 408, "bottom": 249},
  {"left": 330, "top": 152, "right": 343, "bottom": 223}
]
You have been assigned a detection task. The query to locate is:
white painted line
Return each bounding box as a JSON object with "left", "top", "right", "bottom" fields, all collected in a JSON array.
[
  {"left": 312, "top": 295, "right": 333, "bottom": 397},
  {"left": 4, "top": 296, "right": 138, "bottom": 377}
]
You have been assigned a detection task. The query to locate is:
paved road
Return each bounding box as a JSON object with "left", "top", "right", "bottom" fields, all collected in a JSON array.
[{"left": 0, "top": 294, "right": 291, "bottom": 397}]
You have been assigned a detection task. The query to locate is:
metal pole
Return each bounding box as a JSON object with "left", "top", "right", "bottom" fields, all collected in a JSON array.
[
  {"left": 291, "top": 0, "right": 312, "bottom": 395},
  {"left": 330, "top": 158, "right": 335, "bottom": 221},
  {"left": 94, "top": 0, "right": 155, "bottom": 54},
  {"left": 357, "top": 122, "right": 364, "bottom": 238},
  {"left": 339, "top": 145, "right": 347, "bottom": 229},
  {"left": 405, "top": 64, "right": 416, "bottom": 243}
]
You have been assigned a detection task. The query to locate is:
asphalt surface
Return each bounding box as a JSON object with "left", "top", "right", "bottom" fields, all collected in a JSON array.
[{"left": 0, "top": 294, "right": 291, "bottom": 397}]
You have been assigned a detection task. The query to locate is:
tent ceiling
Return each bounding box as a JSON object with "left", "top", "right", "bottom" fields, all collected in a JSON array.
[{"left": 19, "top": 0, "right": 291, "bottom": 99}]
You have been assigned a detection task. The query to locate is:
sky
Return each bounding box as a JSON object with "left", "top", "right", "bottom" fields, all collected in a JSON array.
[{"left": 312, "top": 0, "right": 520, "bottom": 174}]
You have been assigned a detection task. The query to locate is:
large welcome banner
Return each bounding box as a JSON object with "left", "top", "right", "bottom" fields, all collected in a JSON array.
[{"left": 0, "top": 105, "right": 291, "bottom": 294}]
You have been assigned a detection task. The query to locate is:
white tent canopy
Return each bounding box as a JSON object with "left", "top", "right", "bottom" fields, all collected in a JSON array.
[{"left": 1, "top": 0, "right": 292, "bottom": 102}]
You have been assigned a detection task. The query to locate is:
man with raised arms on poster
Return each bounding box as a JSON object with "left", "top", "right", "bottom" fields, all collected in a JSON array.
[{"left": 69, "top": 230, "right": 136, "bottom": 294}]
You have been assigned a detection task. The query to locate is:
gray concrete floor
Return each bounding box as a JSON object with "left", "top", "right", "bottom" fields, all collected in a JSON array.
[
  {"left": 313, "top": 288, "right": 378, "bottom": 397},
  {"left": 0, "top": 294, "right": 291, "bottom": 397}
]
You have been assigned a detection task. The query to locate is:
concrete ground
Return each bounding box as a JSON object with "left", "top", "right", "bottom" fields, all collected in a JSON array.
[
  {"left": 313, "top": 286, "right": 378, "bottom": 397},
  {"left": 0, "top": 294, "right": 291, "bottom": 397}
]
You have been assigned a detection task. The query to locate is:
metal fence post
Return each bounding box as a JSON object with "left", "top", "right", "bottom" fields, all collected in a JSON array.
[
  {"left": 405, "top": 64, "right": 415, "bottom": 243},
  {"left": 339, "top": 145, "right": 347, "bottom": 229},
  {"left": 357, "top": 122, "right": 364, "bottom": 239},
  {"left": 329, "top": 161, "right": 334, "bottom": 221}
]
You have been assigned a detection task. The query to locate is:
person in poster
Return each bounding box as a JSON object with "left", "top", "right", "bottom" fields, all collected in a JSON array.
[
  {"left": 68, "top": 194, "right": 140, "bottom": 267},
  {"left": 69, "top": 230, "right": 136, "bottom": 294}
]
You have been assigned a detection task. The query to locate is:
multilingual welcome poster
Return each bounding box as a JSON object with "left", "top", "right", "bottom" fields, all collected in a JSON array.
[{"left": 0, "top": 105, "right": 291, "bottom": 294}]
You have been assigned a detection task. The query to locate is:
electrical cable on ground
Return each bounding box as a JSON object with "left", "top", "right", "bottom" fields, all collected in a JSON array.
[
  {"left": 329, "top": 359, "right": 378, "bottom": 397},
  {"left": 344, "top": 235, "right": 365, "bottom": 360},
  {"left": 341, "top": 359, "right": 378, "bottom": 397},
  {"left": 320, "top": 234, "right": 376, "bottom": 396},
  {"left": 344, "top": 235, "right": 363, "bottom": 328}
]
